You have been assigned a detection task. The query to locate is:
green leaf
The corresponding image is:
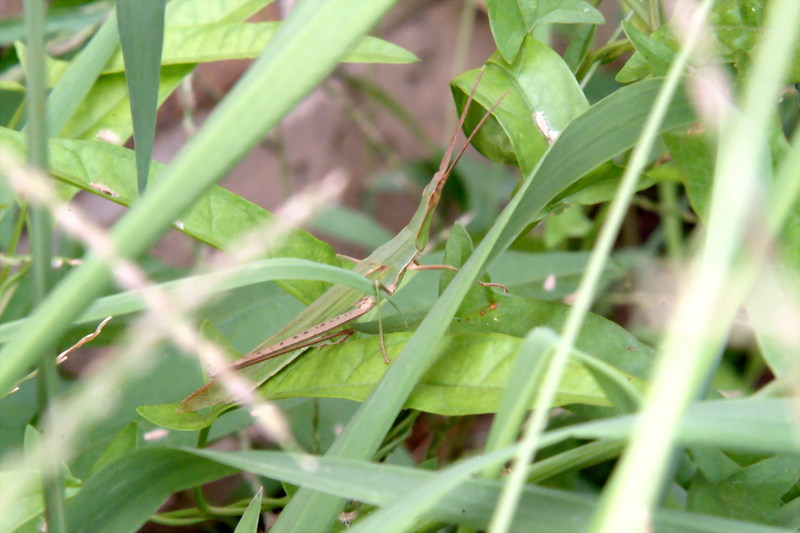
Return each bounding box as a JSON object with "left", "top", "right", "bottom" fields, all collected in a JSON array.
[
  {"left": 137, "top": 402, "right": 232, "bottom": 431},
  {"left": 450, "top": 292, "right": 655, "bottom": 380},
  {"left": 491, "top": 78, "right": 696, "bottom": 258},
  {"left": 200, "top": 320, "right": 243, "bottom": 361},
  {"left": 665, "top": 130, "right": 715, "bottom": 220},
  {"left": 45, "top": 13, "right": 119, "bottom": 137},
  {"left": 486, "top": 249, "right": 632, "bottom": 301},
  {"left": 552, "top": 160, "right": 653, "bottom": 207},
  {"left": 0, "top": 4, "right": 107, "bottom": 47},
  {"left": 234, "top": 488, "right": 263, "bottom": 533},
  {"left": 439, "top": 223, "right": 495, "bottom": 314},
  {"left": 62, "top": 449, "right": 238, "bottom": 533},
  {"left": 688, "top": 452, "right": 800, "bottom": 525},
  {"left": 116, "top": 0, "right": 167, "bottom": 195},
  {"left": 617, "top": 26, "right": 677, "bottom": 83},
  {"left": 88, "top": 423, "right": 138, "bottom": 477},
  {"left": 451, "top": 36, "right": 590, "bottom": 175},
  {"left": 486, "top": 0, "right": 603, "bottom": 62},
  {"left": 0, "top": 127, "right": 342, "bottom": 304},
  {"left": 542, "top": 204, "right": 593, "bottom": 248},
  {"left": 102, "top": 23, "right": 417, "bottom": 72},
  {"left": 249, "top": 290, "right": 651, "bottom": 415},
  {"left": 622, "top": 21, "right": 676, "bottom": 77},
  {"left": 165, "top": 0, "right": 275, "bottom": 25},
  {"left": 712, "top": 0, "right": 800, "bottom": 82},
  {"left": 60, "top": 64, "right": 193, "bottom": 142}
]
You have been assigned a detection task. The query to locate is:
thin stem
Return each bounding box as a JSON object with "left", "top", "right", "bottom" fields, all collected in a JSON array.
[
  {"left": 0, "top": 203, "right": 28, "bottom": 287},
  {"left": 658, "top": 180, "right": 684, "bottom": 261},
  {"left": 23, "top": 0, "right": 64, "bottom": 531}
]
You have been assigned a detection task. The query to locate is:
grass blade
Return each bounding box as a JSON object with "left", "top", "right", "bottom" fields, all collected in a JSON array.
[{"left": 116, "top": 0, "right": 166, "bottom": 195}]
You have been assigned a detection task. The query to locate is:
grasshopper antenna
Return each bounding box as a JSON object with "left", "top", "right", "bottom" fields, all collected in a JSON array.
[{"left": 445, "top": 87, "right": 510, "bottom": 177}]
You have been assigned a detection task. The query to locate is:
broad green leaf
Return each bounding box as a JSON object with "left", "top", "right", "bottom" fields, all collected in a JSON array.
[
  {"left": 687, "top": 453, "right": 800, "bottom": 526},
  {"left": 439, "top": 223, "right": 495, "bottom": 314},
  {"left": 45, "top": 12, "right": 120, "bottom": 137},
  {"left": 165, "top": 0, "right": 275, "bottom": 25},
  {"left": 200, "top": 319, "right": 244, "bottom": 361},
  {"left": 712, "top": 0, "right": 800, "bottom": 82},
  {"left": 62, "top": 449, "right": 238, "bottom": 533},
  {"left": 347, "top": 450, "right": 518, "bottom": 533},
  {"left": 664, "top": 130, "right": 715, "bottom": 219},
  {"left": 619, "top": 1, "right": 800, "bottom": 84},
  {"left": 257, "top": 332, "right": 600, "bottom": 414},
  {"left": 486, "top": 249, "right": 632, "bottom": 301},
  {"left": 486, "top": 0, "right": 603, "bottom": 62},
  {"left": 0, "top": 468, "right": 82, "bottom": 533},
  {"left": 30, "top": 21, "right": 412, "bottom": 144},
  {"left": 542, "top": 204, "right": 593, "bottom": 248},
  {"left": 451, "top": 36, "right": 590, "bottom": 175},
  {"left": 450, "top": 292, "right": 655, "bottom": 380},
  {"left": 102, "top": 23, "right": 417, "bottom": 72},
  {"left": 0, "top": 127, "right": 341, "bottom": 304},
  {"left": 87, "top": 423, "right": 139, "bottom": 477},
  {"left": 59, "top": 64, "right": 192, "bottom": 142},
  {"left": 116, "top": 0, "right": 167, "bottom": 195},
  {"left": 622, "top": 21, "right": 675, "bottom": 77},
  {"left": 616, "top": 26, "right": 677, "bottom": 83},
  {"left": 491, "top": 78, "right": 695, "bottom": 258}
]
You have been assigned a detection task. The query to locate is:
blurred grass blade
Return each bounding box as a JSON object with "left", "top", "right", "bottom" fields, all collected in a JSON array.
[
  {"left": 192, "top": 448, "right": 787, "bottom": 533},
  {"left": 0, "top": 258, "right": 375, "bottom": 344},
  {"left": 347, "top": 448, "right": 517, "bottom": 533},
  {"left": 482, "top": 328, "right": 556, "bottom": 478},
  {"left": 546, "top": 399, "right": 800, "bottom": 457},
  {"left": 0, "top": 0, "right": 397, "bottom": 406},
  {"left": 47, "top": 11, "right": 118, "bottom": 136},
  {"left": 116, "top": 0, "right": 166, "bottom": 195}
]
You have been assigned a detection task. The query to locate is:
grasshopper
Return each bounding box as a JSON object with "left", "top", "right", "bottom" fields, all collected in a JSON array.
[{"left": 181, "top": 68, "right": 505, "bottom": 412}]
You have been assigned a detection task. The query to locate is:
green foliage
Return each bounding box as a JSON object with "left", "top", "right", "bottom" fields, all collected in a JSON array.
[{"left": 1, "top": 0, "right": 798, "bottom": 532}]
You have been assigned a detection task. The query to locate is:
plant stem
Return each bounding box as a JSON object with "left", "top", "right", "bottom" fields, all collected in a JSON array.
[{"left": 23, "top": 0, "right": 64, "bottom": 531}]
